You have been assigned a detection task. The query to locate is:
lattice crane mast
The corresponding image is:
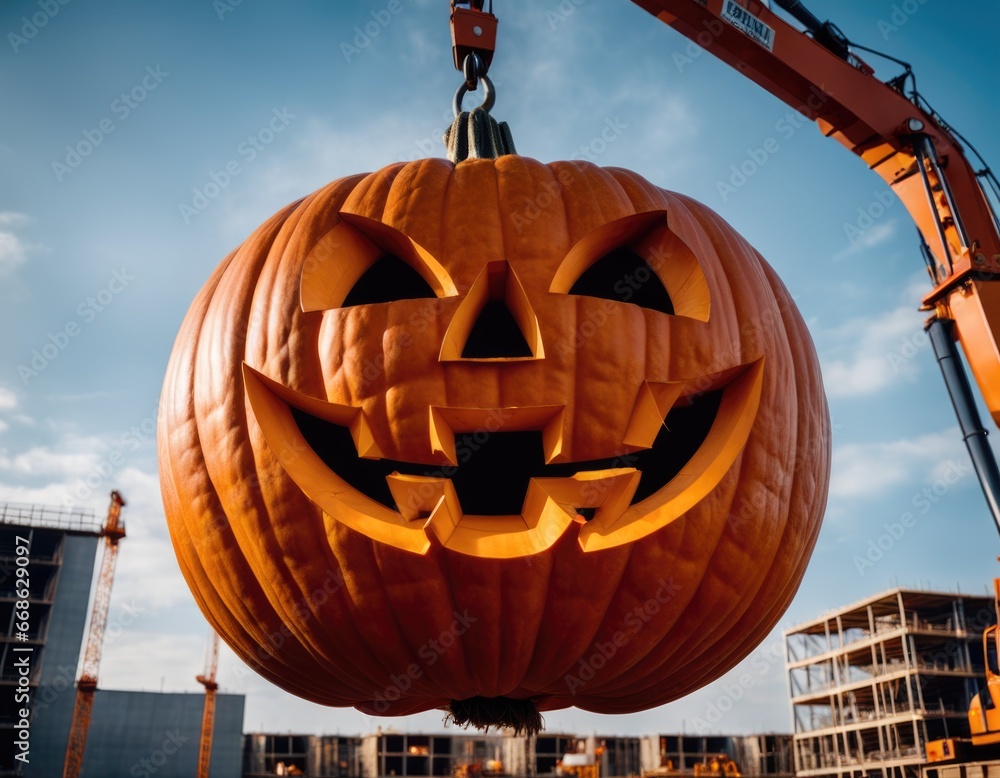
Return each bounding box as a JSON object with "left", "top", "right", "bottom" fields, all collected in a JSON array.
[
  {"left": 62, "top": 490, "right": 126, "bottom": 778},
  {"left": 196, "top": 630, "right": 220, "bottom": 778}
]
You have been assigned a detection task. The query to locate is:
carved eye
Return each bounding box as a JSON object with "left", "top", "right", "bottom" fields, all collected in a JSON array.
[
  {"left": 551, "top": 210, "right": 710, "bottom": 321},
  {"left": 300, "top": 212, "right": 457, "bottom": 313},
  {"left": 341, "top": 255, "right": 437, "bottom": 308},
  {"left": 569, "top": 246, "right": 675, "bottom": 315}
]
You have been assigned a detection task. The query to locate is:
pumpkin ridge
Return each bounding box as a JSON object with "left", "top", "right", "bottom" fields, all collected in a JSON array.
[
  {"left": 330, "top": 533, "right": 426, "bottom": 706},
  {"left": 610, "top": 268, "right": 827, "bottom": 705},
  {"left": 491, "top": 548, "right": 556, "bottom": 698},
  {"left": 247, "top": 193, "right": 412, "bottom": 696},
  {"left": 598, "top": 452, "right": 752, "bottom": 699},
  {"left": 605, "top": 458, "right": 777, "bottom": 701},
  {"left": 595, "top": 250, "right": 798, "bottom": 691},
  {"left": 525, "top": 540, "right": 636, "bottom": 697},
  {"left": 428, "top": 544, "right": 479, "bottom": 701},
  {"left": 165, "top": 248, "right": 351, "bottom": 701}
]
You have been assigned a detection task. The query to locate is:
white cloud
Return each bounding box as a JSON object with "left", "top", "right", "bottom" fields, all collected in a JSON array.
[
  {"left": 820, "top": 301, "right": 927, "bottom": 398},
  {"left": 102, "top": 631, "right": 206, "bottom": 693},
  {"left": 0, "top": 212, "right": 27, "bottom": 227},
  {"left": 0, "top": 444, "right": 101, "bottom": 478},
  {"left": 0, "top": 386, "right": 15, "bottom": 411},
  {"left": 109, "top": 466, "right": 195, "bottom": 610},
  {"left": 830, "top": 429, "right": 968, "bottom": 500},
  {"left": 0, "top": 212, "right": 31, "bottom": 275},
  {"left": 833, "top": 220, "right": 897, "bottom": 262}
]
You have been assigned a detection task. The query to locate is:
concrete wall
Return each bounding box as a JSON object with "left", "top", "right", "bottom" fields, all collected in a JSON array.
[{"left": 80, "top": 690, "right": 244, "bottom": 778}]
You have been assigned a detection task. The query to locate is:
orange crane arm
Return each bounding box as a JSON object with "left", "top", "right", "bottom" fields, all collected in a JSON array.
[
  {"left": 630, "top": 0, "right": 1000, "bottom": 425},
  {"left": 63, "top": 491, "right": 126, "bottom": 778},
  {"left": 196, "top": 631, "right": 220, "bottom": 778}
]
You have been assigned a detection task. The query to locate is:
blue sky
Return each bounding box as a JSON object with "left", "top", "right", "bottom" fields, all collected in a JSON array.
[{"left": 1, "top": 0, "right": 999, "bottom": 738}]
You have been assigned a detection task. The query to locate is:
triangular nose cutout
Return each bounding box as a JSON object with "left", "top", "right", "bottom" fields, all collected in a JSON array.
[
  {"left": 440, "top": 262, "right": 544, "bottom": 362},
  {"left": 463, "top": 300, "right": 532, "bottom": 358}
]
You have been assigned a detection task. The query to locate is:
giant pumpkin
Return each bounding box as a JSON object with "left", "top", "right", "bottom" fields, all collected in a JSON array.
[{"left": 158, "top": 155, "right": 830, "bottom": 731}]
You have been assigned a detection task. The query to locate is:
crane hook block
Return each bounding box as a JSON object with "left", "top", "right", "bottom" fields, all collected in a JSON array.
[{"left": 451, "top": 2, "right": 498, "bottom": 73}]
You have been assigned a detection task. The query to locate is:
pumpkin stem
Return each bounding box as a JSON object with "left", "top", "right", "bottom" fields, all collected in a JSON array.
[
  {"left": 444, "top": 108, "right": 517, "bottom": 163},
  {"left": 445, "top": 696, "right": 543, "bottom": 736}
]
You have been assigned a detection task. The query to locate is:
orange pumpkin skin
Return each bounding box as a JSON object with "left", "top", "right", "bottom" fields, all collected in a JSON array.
[{"left": 158, "top": 156, "right": 830, "bottom": 717}]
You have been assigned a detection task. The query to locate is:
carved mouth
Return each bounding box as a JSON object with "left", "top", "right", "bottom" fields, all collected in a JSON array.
[
  {"left": 289, "top": 395, "right": 722, "bottom": 517},
  {"left": 243, "top": 360, "right": 764, "bottom": 557}
]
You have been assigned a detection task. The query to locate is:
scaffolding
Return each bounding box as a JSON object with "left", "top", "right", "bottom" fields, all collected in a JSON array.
[
  {"left": 785, "top": 589, "right": 996, "bottom": 778},
  {"left": 0, "top": 502, "right": 101, "bottom": 536}
]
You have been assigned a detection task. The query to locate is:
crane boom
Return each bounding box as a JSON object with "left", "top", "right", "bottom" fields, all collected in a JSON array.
[
  {"left": 196, "top": 631, "right": 220, "bottom": 778},
  {"left": 625, "top": 0, "right": 1000, "bottom": 749},
  {"left": 630, "top": 0, "right": 1000, "bottom": 428},
  {"left": 62, "top": 491, "right": 126, "bottom": 778}
]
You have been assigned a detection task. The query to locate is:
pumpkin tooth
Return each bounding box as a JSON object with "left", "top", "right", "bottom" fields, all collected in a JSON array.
[
  {"left": 348, "top": 413, "right": 383, "bottom": 459},
  {"left": 580, "top": 358, "right": 767, "bottom": 551},
  {"left": 428, "top": 407, "right": 459, "bottom": 465},
  {"left": 623, "top": 381, "right": 685, "bottom": 449},
  {"left": 385, "top": 474, "right": 457, "bottom": 523},
  {"left": 530, "top": 469, "right": 641, "bottom": 531},
  {"left": 428, "top": 405, "right": 565, "bottom": 465},
  {"left": 422, "top": 482, "right": 465, "bottom": 547}
]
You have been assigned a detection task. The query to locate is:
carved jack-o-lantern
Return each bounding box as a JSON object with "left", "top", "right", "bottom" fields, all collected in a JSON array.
[{"left": 159, "top": 156, "right": 829, "bottom": 731}]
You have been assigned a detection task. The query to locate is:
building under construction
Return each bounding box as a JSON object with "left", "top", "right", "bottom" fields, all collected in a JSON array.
[
  {"left": 0, "top": 500, "right": 244, "bottom": 777},
  {"left": 784, "top": 588, "right": 994, "bottom": 778},
  {"left": 238, "top": 731, "right": 794, "bottom": 778},
  {"left": 639, "top": 734, "right": 794, "bottom": 778}
]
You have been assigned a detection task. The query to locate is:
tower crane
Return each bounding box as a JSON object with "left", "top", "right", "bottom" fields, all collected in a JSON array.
[
  {"left": 196, "top": 630, "right": 220, "bottom": 778},
  {"left": 62, "top": 490, "right": 126, "bottom": 778}
]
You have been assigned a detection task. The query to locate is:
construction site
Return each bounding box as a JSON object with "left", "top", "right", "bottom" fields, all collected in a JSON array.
[
  {"left": 4, "top": 0, "right": 1000, "bottom": 776},
  {"left": 1, "top": 495, "right": 997, "bottom": 778}
]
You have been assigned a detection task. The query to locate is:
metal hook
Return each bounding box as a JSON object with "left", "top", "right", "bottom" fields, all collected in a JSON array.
[
  {"left": 463, "top": 52, "right": 486, "bottom": 89},
  {"left": 453, "top": 74, "right": 495, "bottom": 117}
]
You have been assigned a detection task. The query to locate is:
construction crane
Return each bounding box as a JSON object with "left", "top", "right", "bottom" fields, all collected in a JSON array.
[
  {"left": 62, "top": 490, "right": 126, "bottom": 778},
  {"left": 622, "top": 0, "right": 1000, "bottom": 748},
  {"left": 196, "top": 630, "right": 220, "bottom": 778}
]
